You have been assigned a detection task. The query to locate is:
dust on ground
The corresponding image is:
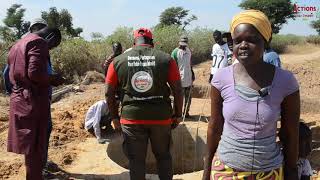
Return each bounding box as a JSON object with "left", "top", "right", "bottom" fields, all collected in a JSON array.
[{"left": 0, "top": 44, "right": 320, "bottom": 179}]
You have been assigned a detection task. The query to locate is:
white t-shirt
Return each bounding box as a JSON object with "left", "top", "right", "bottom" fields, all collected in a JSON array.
[
  {"left": 172, "top": 47, "right": 193, "bottom": 87},
  {"left": 211, "top": 43, "right": 230, "bottom": 75},
  {"left": 84, "top": 100, "right": 109, "bottom": 140}
]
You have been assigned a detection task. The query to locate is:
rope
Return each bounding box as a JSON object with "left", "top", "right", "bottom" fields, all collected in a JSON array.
[
  {"left": 180, "top": 85, "right": 194, "bottom": 174},
  {"left": 180, "top": 85, "right": 210, "bottom": 173},
  {"left": 193, "top": 87, "right": 210, "bottom": 171},
  {"left": 181, "top": 124, "right": 184, "bottom": 174}
]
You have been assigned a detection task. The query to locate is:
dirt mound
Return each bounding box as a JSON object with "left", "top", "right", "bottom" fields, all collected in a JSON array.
[
  {"left": 193, "top": 60, "right": 211, "bottom": 86},
  {"left": 48, "top": 84, "right": 105, "bottom": 167},
  {"left": 51, "top": 99, "right": 99, "bottom": 147},
  {"left": 283, "top": 63, "right": 320, "bottom": 114},
  {"left": 81, "top": 71, "right": 105, "bottom": 85},
  {"left": 284, "top": 64, "right": 320, "bottom": 94},
  {"left": 0, "top": 161, "right": 22, "bottom": 179},
  {"left": 51, "top": 86, "right": 104, "bottom": 144},
  {"left": 192, "top": 85, "right": 210, "bottom": 98}
]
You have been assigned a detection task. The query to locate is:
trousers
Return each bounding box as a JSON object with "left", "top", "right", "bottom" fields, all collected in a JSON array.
[{"left": 121, "top": 124, "right": 173, "bottom": 180}]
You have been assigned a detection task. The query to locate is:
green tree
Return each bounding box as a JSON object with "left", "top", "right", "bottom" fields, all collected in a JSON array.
[
  {"left": 105, "top": 26, "right": 133, "bottom": 50},
  {"left": 159, "top": 7, "right": 197, "bottom": 29},
  {"left": 311, "top": 19, "right": 320, "bottom": 35},
  {"left": 0, "top": 4, "right": 30, "bottom": 41},
  {"left": 41, "top": 7, "right": 83, "bottom": 37},
  {"left": 91, "top": 32, "right": 104, "bottom": 41},
  {"left": 239, "top": 0, "right": 295, "bottom": 34},
  {"left": 0, "top": 26, "right": 16, "bottom": 42}
]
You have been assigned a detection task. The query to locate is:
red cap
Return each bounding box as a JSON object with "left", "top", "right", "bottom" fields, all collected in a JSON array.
[{"left": 134, "top": 28, "right": 153, "bottom": 39}]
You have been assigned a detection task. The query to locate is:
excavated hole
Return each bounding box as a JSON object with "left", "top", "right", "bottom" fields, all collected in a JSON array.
[{"left": 107, "top": 123, "right": 207, "bottom": 175}]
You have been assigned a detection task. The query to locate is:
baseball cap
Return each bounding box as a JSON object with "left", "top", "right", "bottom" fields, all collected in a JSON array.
[
  {"left": 179, "top": 35, "right": 188, "bottom": 46},
  {"left": 29, "top": 18, "right": 48, "bottom": 31},
  {"left": 134, "top": 28, "right": 153, "bottom": 39}
]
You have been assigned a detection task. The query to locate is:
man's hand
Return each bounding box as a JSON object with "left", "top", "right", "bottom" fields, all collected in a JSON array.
[
  {"left": 111, "top": 118, "right": 121, "bottom": 131},
  {"left": 171, "top": 116, "right": 182, "bottom": 129}
]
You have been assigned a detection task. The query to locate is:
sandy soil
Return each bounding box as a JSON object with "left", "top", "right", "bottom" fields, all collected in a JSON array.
[{"left": 0, "top": 44, "right": 320, "bottom": 179}]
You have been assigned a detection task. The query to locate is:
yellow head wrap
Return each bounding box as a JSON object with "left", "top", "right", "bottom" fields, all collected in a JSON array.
[{"left": 230, "top": 10, "right": 272, "bottom": 42}]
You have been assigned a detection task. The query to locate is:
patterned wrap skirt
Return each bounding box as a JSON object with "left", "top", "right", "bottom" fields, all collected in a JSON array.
[{"left": 211, "top": 156, "right": 283, "bottom": 180}]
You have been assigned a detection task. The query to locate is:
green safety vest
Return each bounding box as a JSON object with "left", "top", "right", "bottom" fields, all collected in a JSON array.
[{"left": 113, "top": 45, "right": 173, "bottom": 120}]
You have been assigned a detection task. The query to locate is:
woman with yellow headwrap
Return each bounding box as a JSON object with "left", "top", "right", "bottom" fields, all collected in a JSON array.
[{"left": 203, "top": 10, "right": 300, "bottom": 180}]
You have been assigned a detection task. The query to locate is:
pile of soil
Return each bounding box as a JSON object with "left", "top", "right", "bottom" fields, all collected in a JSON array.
[
  {"left": 81, "top": 71, "right": 105, "bottom": 85},
  {"left": 47, "top": 84, "right": 105, "bottom": 167},
  {"left": 0, "top": 161, "right": 22, "bottom": 179}
]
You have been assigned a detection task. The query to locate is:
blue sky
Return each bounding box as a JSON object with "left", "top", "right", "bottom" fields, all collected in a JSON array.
[{"left": 0, "top": 0, "right": 319, "bottom": 39}]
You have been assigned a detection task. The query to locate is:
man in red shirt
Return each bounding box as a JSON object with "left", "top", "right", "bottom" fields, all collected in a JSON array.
[{"left": 105, "top": 28, "right": 183, "bottom": 180}]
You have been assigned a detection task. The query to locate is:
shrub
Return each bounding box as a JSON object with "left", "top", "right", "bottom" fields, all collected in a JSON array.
[
  {"left": 271, "top": 34, "right": 305, "bottom": 53},
  {"left": 0, "top": 42, "right": 12, "bottom": 92},
  {"left": 306, "top": 35, "right": 320, "bottom": 45},
  {"left": 188, "top": 27, "right": 213, "bottom": 64},
  {"left": 50, "top": 38, "right": 101, "bottom": 82},
  {"left": 89, "top": 40, "right": 112, "bottom": 65},
  {"left": 104, "top": 26, "right": 134, "bottom": 51},
  {"left": 152, "top": 25, "right": 183, "bottom": 54},
  {"left": 153, "top": 25, "right": 214, "bottom": 64}
]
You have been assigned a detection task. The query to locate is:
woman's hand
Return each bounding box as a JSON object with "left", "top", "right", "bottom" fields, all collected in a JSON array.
[
  {"left": 202, "top": 158, "right": 212, "bottom": 180},
  {"left": 203, "top": 86, "right": 224, "bottom": 180},
  {"left": 280, "top": 91, "right": 300, "bottom": 180}
]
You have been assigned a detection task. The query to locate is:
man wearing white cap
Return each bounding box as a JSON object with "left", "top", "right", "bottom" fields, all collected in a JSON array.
[
  {"left": 171, "top": 36, "right": 193, "bottom": 118},
  {"left": 29, "top": 18, "right": 48, "bottom": 32}
]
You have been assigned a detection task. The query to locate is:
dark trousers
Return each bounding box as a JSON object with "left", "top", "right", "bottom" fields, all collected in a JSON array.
[
  {"left": 44, "top": 109, "right": 52, "bottom": 167},
  {"left": 121, "top": 124, "right": 173, "bottom": 180},
  {"left": 182, "top": 86, "right": 192, "bottom": 116},
  {"left": 25, "top": 152, "right": 45, "bottom": 180},
  {"left": 88, "top": 116, "right": 113, "bottom": 138}
]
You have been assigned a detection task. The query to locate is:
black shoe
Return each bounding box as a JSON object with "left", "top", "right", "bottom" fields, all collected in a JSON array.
[
  {"left": 185, "top": 113, "right": 191, "bottom": 118},
  {"left": 43, "top": 169, "right": 55, "bottom": 179}
]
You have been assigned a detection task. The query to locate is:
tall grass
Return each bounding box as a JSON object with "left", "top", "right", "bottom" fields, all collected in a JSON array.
[
  {"left": 271, "top": 34, "right": 305, "bottom": 53},
  {"left": 188, "top": 27, "right": 213, "bottom": 64},
  {"left": 50, "top": 38, "right": 101, "bottom": 82},
  {"left": 153, "top": 25, "right": 183, "bottom": 54},
  {"left": 306, "top": 35, "right": 320, "bottom": 45}
]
